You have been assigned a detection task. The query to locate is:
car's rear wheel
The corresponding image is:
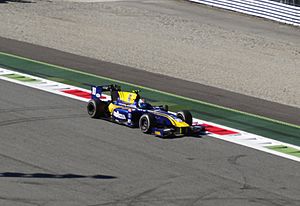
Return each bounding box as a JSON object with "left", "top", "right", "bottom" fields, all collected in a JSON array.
[
  {"left": 176, "top": 110, "right": 193, "bottom": 126},
  {"left": 139, "top": 113, "right": 155, "bottom": 133},
  {"left": 87, "top": 99, "right": 106, "bottom": 118}
]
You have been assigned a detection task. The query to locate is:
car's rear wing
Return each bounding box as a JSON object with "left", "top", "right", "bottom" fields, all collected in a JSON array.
[{"left": 91, "top": 84, "right": 121, "bottom": 99}]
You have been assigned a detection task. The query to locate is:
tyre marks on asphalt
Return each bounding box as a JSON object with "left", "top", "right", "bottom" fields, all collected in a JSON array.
[
  {"left": 0, "top": 114, "right": 86, "bottom": 127},
  {"left": 0, "top": 105, "right": 74, "bottom": 113},
  {"left": 1, "top": 78, "right": 300, "bottom": 205},
  {"left": 227, "top": 154, "right": 254, "bottom": 190}
]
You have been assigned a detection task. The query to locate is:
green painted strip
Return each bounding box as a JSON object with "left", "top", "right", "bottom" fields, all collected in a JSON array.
[
  {"left": 266, "top": 145, "right": 300, "bottom": 158},
  {"left": 3, "top": 73, "right": 40, "bottom": 82},
  {"left": 0, "top": 52, "right": 299, "bottom": 146}
]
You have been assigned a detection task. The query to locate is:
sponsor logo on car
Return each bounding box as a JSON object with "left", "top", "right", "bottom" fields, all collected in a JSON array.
[{"left": 113, "top": 110, "right": 126, "bottom": 120}]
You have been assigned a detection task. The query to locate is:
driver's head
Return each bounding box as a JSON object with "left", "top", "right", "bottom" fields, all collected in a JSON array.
[
  {"left": 138, "top": 98, "right": 146, "bottom": 108},
  {"left": 138, "top": 99, "right": 153, "bottom": 109}
]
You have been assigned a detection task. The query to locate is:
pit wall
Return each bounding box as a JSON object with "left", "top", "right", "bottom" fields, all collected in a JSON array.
[{"left": 188, "top": 0, "right": 300, "bottom": 26}]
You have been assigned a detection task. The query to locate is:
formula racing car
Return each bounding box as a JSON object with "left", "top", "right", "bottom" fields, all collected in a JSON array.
[{"left": 87, "top": 84, "right": 205, "bottom": 137}]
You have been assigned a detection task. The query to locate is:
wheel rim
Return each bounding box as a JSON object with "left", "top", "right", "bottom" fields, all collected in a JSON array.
[
  {"left": 87, "top": 102, "right": 95, "bottom": 115},
  {"left": 177, "top": 113, "right": 184, "bottom": 121},
  {"left": 141, "top": 117, "right": 148, "bottom": 131}
]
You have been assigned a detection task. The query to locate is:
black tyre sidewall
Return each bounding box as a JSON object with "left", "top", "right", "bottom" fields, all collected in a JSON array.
[
  {"left": 87, "top": 99, "right": 106, "bottom": 118},
  {"left": 87, "top": 100, "right": 97, "bottom": 118}
]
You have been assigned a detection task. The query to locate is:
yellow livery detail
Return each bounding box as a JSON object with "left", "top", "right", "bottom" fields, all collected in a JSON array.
[
  {"left": 108, "top": 103, "right": 122, "bottom": 113},
  {"left": 118, "top": 91, "right": 138, "bottom": 104},
  {"left": 172, "top": 120, "right": 190, "bottom": 128},
  {"left": 155, "top": 131, "right": 161, "bottom": 136},
  {"left": 153, "top": 111, "right": 190, "bottom": 127}
]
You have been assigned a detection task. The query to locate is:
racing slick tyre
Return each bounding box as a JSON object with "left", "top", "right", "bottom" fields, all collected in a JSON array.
[
  {"left": 176, "top": 110, "right": 193, "bottom": 126},
  {"left": 87, "top": 99, "right": 106, "bottom": 118},
  {"left": 139, "top": 113, "right": 155, "bottom": 134}
]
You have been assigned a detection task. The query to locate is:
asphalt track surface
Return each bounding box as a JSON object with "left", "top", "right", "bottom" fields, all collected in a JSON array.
[
  {"left": 1, "top": 77, "right": 300, "bottom": 206},
  {"left": 1, "top": 37, "right": 300, "bottom": 126}
]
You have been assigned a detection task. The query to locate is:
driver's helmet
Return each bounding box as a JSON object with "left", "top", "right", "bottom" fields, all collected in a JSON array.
[
  {"left": 138, "top": 98, "right": 146, "bottom": 107},
  {"left": 138, "top": 99, "right": 152, "bottom": 109}
]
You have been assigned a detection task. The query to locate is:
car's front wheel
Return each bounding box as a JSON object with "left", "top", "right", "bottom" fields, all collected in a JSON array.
[
  {"left": 139, "top": 113, "right": 155, "bottom": 133},
  {"left": 176, "top": 110, "right": 193, "bottom": 126}
]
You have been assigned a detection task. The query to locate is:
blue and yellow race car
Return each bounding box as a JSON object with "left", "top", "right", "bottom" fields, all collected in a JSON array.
[{"left": 87, "top": 84, "right": 205, "bottom": 137}]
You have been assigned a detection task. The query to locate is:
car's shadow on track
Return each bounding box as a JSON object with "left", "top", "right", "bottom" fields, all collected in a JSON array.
[
  {"left": 151, "top": 133, "right": 207, "bottom": 140},
  {"left": 0, "top": 172, "right": 117, "bottom": 179}
]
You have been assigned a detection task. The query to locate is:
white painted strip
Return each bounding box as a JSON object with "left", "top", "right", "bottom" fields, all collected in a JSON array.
[
  {"left": 0, "top": 67, "right": 299, "bottom": 162},
  {"left": 188, "top": 0, "right": 300, "bottom": 26},
  {"left": 0, "top": 69, "right": 13, "bottom": 75},
  {"left": 0, "top": 68, "right": 91, "bottom": 102}
]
